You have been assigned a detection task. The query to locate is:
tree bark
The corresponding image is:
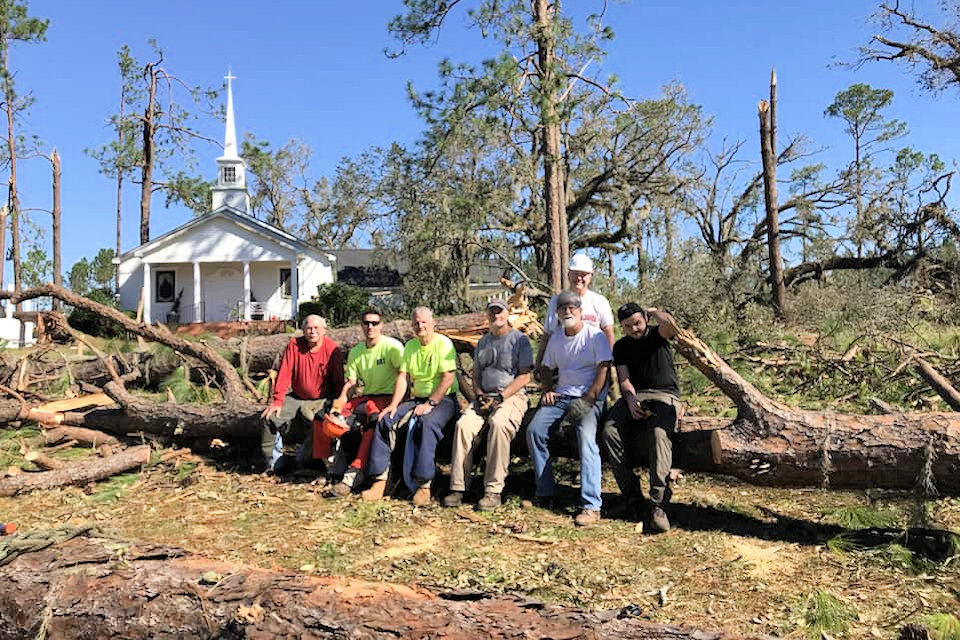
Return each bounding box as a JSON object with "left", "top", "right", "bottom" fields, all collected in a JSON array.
[
  {"left": 0, "top": 445, "right": 149, "bottom": 496},
  {"left": 139, "top": 63, "right": 158, "bottom": 245},
  {"left": 0, "top": 530, "right": 759, "bottom": 640},
  {"left": 51, "top": 149, "right": 62, "bottom": 310},
  {"left": 758, "top": 94, "right": 786, "bottom": 321},
  {"left": 534, "top": 0, "right": 566, "bottom": 291}
]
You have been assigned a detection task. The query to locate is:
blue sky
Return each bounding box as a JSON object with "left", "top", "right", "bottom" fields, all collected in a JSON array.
[{"left": 10, "top": 0, "right": 959, "bottom": 277}]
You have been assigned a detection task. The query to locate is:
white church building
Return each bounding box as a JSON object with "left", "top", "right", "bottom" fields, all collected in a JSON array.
[{"left": 116, "top": 75, "right": 335, "bottom": 324}]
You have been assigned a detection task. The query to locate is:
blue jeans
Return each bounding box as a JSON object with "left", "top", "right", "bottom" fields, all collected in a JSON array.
[
  {"left": 367, "top": 396, "right": 459, "bottom": 485},
  {"left": 525, "top": 395, "right": 603, "bottom": 511}
]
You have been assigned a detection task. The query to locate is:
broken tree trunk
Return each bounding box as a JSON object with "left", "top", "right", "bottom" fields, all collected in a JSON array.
[
  {"left": 671, "top": 328, "right": 960, "bottom": 493},
  {"left": 0, "top": 445, "right": 150, "bottom": 497},
  {"left": 0, "top": 528, "right": 762, "bottom": 640}
]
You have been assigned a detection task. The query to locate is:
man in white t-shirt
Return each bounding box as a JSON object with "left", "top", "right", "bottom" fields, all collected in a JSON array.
[
  {"left": 526, "top": 291, "right": 613, "bottom": 527},
  {"left": 536, "top": 253, "right": 615, "bottom": 374}
]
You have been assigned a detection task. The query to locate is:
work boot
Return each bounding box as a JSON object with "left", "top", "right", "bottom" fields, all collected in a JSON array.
[
  {"left": 326, "top": 482, "right": 352, "bottom": 499},
  {"left": 476, "top": 492, "right": 502, "bottom": 511},
  {"left": 412, "top": 486, "right": 432, "bottom": 507},
  {"left": 649, "top": 506, "right": 671, "bottom": 533},
  {"left": 442, "top": 491, "right": 463, "bottom": 508},
  {"left": 360, "top": 479, "right": 386, "bottom": 501},
  {"left": 574, "top": 509, "right": 601, "bottom": 527}
]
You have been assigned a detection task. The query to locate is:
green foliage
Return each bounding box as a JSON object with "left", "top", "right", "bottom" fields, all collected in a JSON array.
[
  {"left": 159, "top": 365, "right": 219, "bottom": 404},
  {"left": 67, "top": 288, "right": 127, "bottom": 338},
  {"left": 918, "top": 614, "right": 960, "bottom": 640},
  {"left": 821, "top": 504, "right": 898, "bottom": 529},
  {"left": 802, "top": 589, "right": 857, "bottom": 637},
  {"left": 301, "top": 282, "right": 370, "bottom": 327},
  {"left": 21, "top": 245, "right": 51, "bottom": 288},
  {"left": 68, "top": 248, "right": 116, "bottom": 295}
]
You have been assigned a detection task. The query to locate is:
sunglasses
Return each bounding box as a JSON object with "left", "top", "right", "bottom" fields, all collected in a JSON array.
[{"left": 361, "top": 320, "right": 381, "bottom": 327}]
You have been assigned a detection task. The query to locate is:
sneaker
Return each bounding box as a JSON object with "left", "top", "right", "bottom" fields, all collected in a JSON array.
[
  {"left": 442, "top": 491, "right": 464, "bottom": 508},
  {"left": 360, "top": 479, "right": 386, "bottom": 501},
  {"left": 649, "top": 506, "right": 670, "bottom": 533},
  {"left": 574, "top": 509, "right": 601, "bottom": 527},
  {"left": 476, "top": 492, "right": 502, "bottom": 511},
  {"left": 272, "top": 455, "right": 296, "bottom": 477},
  {"left": 412, "top": 486, "right": 432, "bottom": 507},
  {"left": 326, "top": 482, "right": 352, "bottom": 499}
]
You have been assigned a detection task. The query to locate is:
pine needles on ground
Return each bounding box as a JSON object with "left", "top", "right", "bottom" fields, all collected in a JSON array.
[{"left": 802, "top": 588, "right": 857, "bottom": 637}]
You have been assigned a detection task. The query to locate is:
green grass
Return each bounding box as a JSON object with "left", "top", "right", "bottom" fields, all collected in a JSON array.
[
  {"left": 802, "top": 588, "right": 857, "bottom": 638},
  {"left": 338, "top": 500, "right": 392, "bottom": 529},
  {"left": 917, "top": 614, "right": 960, "bottom": 640},
  {"left": 175, "top": 461, "right": 198, "bottom": 481},
  {"left": 89, "top": 472, "right": 140, "bottom": 504}
]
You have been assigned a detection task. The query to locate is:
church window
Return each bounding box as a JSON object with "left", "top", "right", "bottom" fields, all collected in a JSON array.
[
  {"left": 223, "top": 166, "right": 236, "bottom": 183},
  {"left": 155, "top": 271, "right": 176, "bottom": 303}
]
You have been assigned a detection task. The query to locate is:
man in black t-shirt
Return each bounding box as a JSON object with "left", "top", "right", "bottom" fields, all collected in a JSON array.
[{"left": 600, "top": 302, "right": 682, "bottom": 533}]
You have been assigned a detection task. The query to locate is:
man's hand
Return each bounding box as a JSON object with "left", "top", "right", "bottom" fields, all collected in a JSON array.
[
  {"left": 261, "top": 405, "right": 281, "bottom": 422},
  {"left": 542, "top": 391, "right": 558, "bottom": 406},
  {"left": 413, "top": 401, "right": 434, "bottom": 417},
  {"left": 624, "top": 392, "right": 646, "bottom": 421},
  {"left": 581, "top": 391, "right": 597, "bottom": 407},
  {"left": 379, "top": 404, "right": 399, "bottom": 421}
]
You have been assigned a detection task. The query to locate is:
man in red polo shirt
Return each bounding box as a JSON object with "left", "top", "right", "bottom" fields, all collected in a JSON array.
[{"left": 260, "top": 314, "right": 344, "bottom": 475}]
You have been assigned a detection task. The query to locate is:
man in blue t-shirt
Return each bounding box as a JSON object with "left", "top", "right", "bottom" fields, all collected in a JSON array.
[{"left": 600, "top": 302, "right": 681, "bottom": 533}]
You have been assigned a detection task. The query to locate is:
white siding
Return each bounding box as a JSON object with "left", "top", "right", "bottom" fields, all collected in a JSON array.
[{"left": 116, "top": 213, "right": 335, "bottom": 319}]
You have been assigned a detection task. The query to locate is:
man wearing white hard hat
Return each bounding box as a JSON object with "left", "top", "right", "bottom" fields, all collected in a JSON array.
[{"left": 537, "top": 252, "right": 615, "bottom": 372}]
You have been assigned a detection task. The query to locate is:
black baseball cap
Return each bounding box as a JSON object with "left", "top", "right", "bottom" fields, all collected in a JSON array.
[{"left": 617, "top": 302, "right": 646, "bottom": 322}]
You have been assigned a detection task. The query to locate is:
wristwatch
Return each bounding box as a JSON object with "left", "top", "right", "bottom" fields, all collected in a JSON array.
[{"left": 426, "top": 399, "right": 438, "bottom": 407}]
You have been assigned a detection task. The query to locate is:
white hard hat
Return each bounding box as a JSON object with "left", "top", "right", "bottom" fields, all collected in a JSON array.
[{"left": 568, "top": 252, "right": 593, "bottom": 273}]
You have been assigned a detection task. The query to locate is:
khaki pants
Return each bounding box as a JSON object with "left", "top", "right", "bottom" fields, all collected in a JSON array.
[
  {"left": 599, "top": 397, "right": 677, "bottom": 505},
  {"left": 449, "top": 392, "right": 527, "bottom": 495}
]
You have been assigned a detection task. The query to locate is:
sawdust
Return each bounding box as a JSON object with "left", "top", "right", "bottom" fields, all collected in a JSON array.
[
  {"left": 378, "top": 525, "right": 443, "bottom": 559},
  {"left": 724, "top": 538, "right": 795, "bottom": 580}
]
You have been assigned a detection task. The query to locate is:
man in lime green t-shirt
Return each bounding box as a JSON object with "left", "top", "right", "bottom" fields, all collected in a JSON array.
[
  {"left": 324, "top": 308, "right": 406, "bottom": 498},
  {"left": 362, "top": 306, "right": 460, "bottom": 506}
]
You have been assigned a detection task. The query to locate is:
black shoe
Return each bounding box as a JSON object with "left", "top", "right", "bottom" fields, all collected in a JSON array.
[{"left": 272, "top": 455, "right": 296, "bottom": 476}]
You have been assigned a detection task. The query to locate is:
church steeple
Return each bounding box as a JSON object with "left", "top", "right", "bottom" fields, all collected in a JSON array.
[{"left": 211, "top": 69, "right": 250, "bottom": 214}]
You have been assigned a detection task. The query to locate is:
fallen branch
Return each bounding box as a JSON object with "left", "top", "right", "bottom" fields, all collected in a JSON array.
[
  {"left": 0, "top": 445, "right": 150, "bottom": 497},
  {"left": 41, "top": 426, "right": 120, "bottom": 448}
]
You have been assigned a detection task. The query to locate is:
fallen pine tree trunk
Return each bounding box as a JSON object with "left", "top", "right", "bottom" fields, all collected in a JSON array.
[
  {"left": 0, "top": 527, "right": 765, "bottom": 640},
  {"left": 670, "top": 329, "right": 960, "bottom": 493}
]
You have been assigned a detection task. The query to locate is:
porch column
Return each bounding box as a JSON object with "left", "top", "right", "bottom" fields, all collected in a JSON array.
[
  {"left": 193, "top": 262, "right": 201, "bottom": 322},
  {"left": 142, "top": 262, "right": 151, "bottom": 324},
  {"left": 242, "top": 261, "right": 251, "bottom": 321},
  {"left": 289, "top": 256, "right": 298, "bottom": 321}
]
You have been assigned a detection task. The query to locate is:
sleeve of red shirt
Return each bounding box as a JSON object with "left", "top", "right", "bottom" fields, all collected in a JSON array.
[
  {"left": 271, "top": 338, "right": 298, "bottom": 407},
  {"left": 323, "top": 338, "right": 346, "bottom": 399}
]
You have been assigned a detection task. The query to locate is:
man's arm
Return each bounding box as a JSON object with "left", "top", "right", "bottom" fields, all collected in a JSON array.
[
  {"left": 336, "top": 378, "right": 357, "bottom": 406},
  {"left": 582, "top": 361, "right": 611, "bottom": 406},
  {"left": 500, "top": 371, "right": 531, "bottom": 400},
  {"left": 648, "top": 308, "right": 679, "bottom": 340},
  {"left": 262, "top": 340, "right": 295, "bottom": 419},
  {"left": 429, "top": 370, "right": 456, "bottom": 404},
  {"left": 602, "top": 324, "right": 615, "bottom": 348},
  {"left": 616, "top": 363, "right": 646, "bottom": 421},
  {"left": 381, "top": 372, "right": 408, "bottom": 420}
]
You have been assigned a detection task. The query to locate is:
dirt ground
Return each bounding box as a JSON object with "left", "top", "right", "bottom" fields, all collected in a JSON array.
[{"left": 1, "top": 449, "right": 957, "bottom": 639}]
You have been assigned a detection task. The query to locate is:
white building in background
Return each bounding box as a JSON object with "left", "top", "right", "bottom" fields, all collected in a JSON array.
[{"left": 116, "top": 73, "right": 335, "bottom": 323}]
